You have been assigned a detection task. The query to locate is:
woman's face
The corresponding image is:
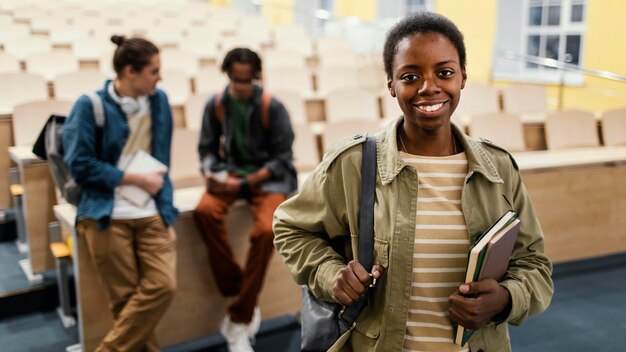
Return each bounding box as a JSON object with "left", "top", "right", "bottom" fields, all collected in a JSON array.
[
  {"left": 128, "top": 54, "right": 162, "bottom": 96},
  {"left": 388, "top": 32, "right": 466, "bottom": 133}
]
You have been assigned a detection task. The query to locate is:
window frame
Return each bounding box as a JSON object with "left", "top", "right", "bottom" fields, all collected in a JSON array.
[{"left": 494, "top": 0, "right": 587, "bottom": 85}]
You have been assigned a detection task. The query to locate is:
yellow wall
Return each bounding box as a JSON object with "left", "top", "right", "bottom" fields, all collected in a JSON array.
[
  {"left": 335, "top": 0, "right": 376, "bottom": 21},
  {"left": 558, "top": 0, "right": 626, "bottom": 112},
  {"left": 435, "top": 0, "right": 498, "bottom": 84},
  {"left": 210, "top": 0, "right": 231, "bottom": 7},
  {"left": 262, "top": 0, "right": 294, "bottom": 25}
]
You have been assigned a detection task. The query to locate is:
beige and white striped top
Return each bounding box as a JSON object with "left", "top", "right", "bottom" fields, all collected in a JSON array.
[{"left": 400, "top": 151, "right": 470, "bottom": 352}]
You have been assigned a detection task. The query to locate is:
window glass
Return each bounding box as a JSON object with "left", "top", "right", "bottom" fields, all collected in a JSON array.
[
  {"left": 547, "top": 5, "right": 561, "bottom": 25},
  {"left": 529, "top": 6, "right": 543, "bottom": 25},
  {"left": 571, "top": 4, "right": 584, "bottom": 22},
  {"left": 565, "top": 35, "right": 581, "bottom": 65},
  {"left": 527, "top": 35, "right": 541, "bottom": 68}
]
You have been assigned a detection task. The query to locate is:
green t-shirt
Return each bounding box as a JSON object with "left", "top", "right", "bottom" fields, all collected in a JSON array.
[{"left": 228, "top": 96, "right": 258, "bottom": 176}]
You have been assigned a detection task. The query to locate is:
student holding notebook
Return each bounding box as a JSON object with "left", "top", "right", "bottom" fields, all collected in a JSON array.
[
  {"left": 63, "top": 36, "right": 178, "bottom": 351},
  {"left": 273, "top": 12, "right": 553, "bottom": 352}
]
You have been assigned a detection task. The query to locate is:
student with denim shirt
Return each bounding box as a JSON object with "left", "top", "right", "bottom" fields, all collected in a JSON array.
[{"left": 63, "top": 35, "right": 178, "bottom": 352}]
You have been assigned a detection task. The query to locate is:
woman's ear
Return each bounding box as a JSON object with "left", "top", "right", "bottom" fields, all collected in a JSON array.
[
  {"left": 387, "top": 79, "right": 396, "bottom": 97},
  {"left": 461, "top": 70, "right": 467, "bottom": 89},
  {"left": 122, "top": 64, "right": 137, "bottom": 78}
]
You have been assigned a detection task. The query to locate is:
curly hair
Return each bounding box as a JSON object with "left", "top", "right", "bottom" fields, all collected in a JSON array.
[
  {"left": 383, "top": 12, "right": 466, "bottom": 79},
  {"left": 221, "top": 48, "right": 262, "bottom": 79}
]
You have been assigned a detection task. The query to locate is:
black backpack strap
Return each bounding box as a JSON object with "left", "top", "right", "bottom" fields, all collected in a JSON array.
[{"left": 338, "top": 135, "right": 377, "bottom": 330}]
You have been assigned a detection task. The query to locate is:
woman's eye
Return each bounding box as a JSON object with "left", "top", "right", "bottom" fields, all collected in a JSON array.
[
  {"left": 402, "top": 74, "right": 418, "bottom": 81},
  {"left": 439, "top": 70, "right": 453, "bottom": 78}
]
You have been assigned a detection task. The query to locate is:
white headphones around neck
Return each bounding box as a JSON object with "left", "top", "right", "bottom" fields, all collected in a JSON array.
[{"left": 108, "top": 82, "right": 149, "bottom": 116}]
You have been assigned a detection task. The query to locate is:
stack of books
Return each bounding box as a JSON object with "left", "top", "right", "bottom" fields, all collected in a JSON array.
[{"left": 455, "top": 210, "right": 521, "bottom": 346}]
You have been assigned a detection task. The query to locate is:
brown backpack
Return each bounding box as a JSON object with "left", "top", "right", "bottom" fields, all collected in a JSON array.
[{"left": 213, "top": 91, "right": 272, "bottom": 130}]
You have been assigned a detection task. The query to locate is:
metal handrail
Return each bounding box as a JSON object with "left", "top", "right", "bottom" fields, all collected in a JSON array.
[
  {"left": 500, "top": 51, "right": 626, "bottom": 83},
  {"left": 497, "top": 51, "right": 626, "bottom": 110}
]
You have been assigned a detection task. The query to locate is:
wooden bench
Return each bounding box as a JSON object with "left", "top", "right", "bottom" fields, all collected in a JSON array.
[{"left": 53, "top": 186, "right": 301, "bottom": 351}]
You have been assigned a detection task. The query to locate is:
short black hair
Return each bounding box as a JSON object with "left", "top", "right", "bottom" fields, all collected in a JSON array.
[
  {"left": 221, "top": 48, "right": 262, "bottom": 79},
  {"left": 383, "top": 11, "right": 466, "bottom": 79},
  {"left": 111, "top": 35, "right": 159, "bottom": 76}
]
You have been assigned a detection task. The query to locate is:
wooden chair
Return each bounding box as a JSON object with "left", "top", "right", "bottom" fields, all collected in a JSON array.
[
  {"left": 380, "top": 90, "right": 403, "bottom": 120},
  {"left": 264, "top": 66, "right": 313, "bottom": 96},
  {"left": 53, "top": 71, "right": 108, "bottom": 101},
  {"left": 0, "top": 73, "right": 48, "bottom": 115},
  {"left": 467, "top": 113, "right": 526, "bottom": 152},
  {"left": 195, "top": 67, "right": 228, "bottom": 95},
  {"left": 271, "top": 89, "right": 308, "bottom": 125},
  {"left": 292, "top": 123, "right": 320, "bottom": 173},
  {"left": 158, "top": 69, "right": 192, "bottom": 106},
  {"left": 325, "top": 88, "right": 379, "bottom": 123},
  {"left": 501, "top": 84, "right": 548, "bottom": 123},
  {"left": 455, "top": 83, "right": 500, "bottom": 127},
  {"left": 26, "top": 52, "right": 80, "bottom": 81},
  {"left": 183, "top": 94, "right": 211, "bottom": 131},
  {"left": 322, "top": 119, "right": 381, "bottom": 152},
  {"left": 544, "top": 110, "right": 599, "bottom": 149},
  {"left": 12, "top": 99, "right": 74, "bottom": 146},
  {"left": 316, "top": 66, "right": 360, "bottom": 94},
  {"left": 161, "top": 49, "right": 200, "bottom": 77},
  {"left": 0, "top": 53, "right": 20, "bottom": 74},
  {"left": 601, "top": 108, "right": 626, "bottom": 146},
  {"left": 4, "top": 36, "right": 52, "bottom": 60},
  {"left": 262, "top": 48, "right": 307, "bottom": 69}
]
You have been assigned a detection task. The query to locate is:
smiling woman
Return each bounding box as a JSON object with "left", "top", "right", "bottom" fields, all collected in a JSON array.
[{"left": 274, "top": 11, "right": 553, "bottom": 352}]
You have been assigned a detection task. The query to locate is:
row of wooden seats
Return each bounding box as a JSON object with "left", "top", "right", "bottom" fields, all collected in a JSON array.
[{"left": 466, "top": 110, "right": 626, "bottom": 152}]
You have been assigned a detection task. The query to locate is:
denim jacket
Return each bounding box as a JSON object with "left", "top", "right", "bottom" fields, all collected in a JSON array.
[
  {"left": 63, "top": 80, "right": 179, "bottom": 230},
  {"left": 273, "top": 117, "right": 553, "bottom": 351},
  {"left": 198, "top": 84, "right": 297, "bottom": 195}
]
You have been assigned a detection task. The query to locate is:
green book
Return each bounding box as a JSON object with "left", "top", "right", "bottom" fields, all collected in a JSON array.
[{"left": 455, "top": 210, "right": 519, "bottom": 346}]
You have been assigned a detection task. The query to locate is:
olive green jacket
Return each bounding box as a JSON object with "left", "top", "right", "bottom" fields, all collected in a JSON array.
[{"left": 273, "top": 117, "right": 553, "bottom": 352}]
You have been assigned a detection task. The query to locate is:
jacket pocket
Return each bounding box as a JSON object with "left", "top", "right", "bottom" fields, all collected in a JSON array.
[{"left": 352, "top": 238, "right": 389, "bottom": 339}]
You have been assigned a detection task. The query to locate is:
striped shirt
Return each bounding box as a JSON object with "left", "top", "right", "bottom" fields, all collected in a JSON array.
[{"left": 400, "top": 151, "right": 470, "bottom": 352}]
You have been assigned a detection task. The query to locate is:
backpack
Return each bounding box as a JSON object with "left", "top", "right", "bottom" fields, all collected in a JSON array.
[
  {"left": 32, "top": 93, "right": 105, "bottom": 206},
  {"left": 213, "top": 91, "right": 272, "bottom": 129}
]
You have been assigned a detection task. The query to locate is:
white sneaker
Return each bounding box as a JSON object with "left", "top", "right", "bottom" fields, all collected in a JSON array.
[
  {"left": 220, "top": 315, "right": 254, "bottom": 352},
  {"left": 248, "top": 307, "right": 261, "bottom": 343}
]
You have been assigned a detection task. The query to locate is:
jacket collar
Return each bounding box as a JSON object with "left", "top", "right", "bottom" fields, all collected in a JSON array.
[{"left": 377, "top": 117, "right": 503, "bottom": 185}]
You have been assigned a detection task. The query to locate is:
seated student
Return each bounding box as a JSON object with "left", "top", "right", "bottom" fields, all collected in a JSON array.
[
  {"left": 273, "top": 12, "right": 553, "bottom": 352},
  {"left": 63, "top": 35, "right": 178, "bottom": 351},
  {"left": 194, "top": 48, "right": 297, "bottom": 352}
]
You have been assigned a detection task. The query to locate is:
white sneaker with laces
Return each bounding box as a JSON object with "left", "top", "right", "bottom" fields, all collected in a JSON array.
[
  {"left": 220, "top": 314, "right": 254, "bottom": 352},
  {"left": 248, "top": 307, "right": 261, "bottom": 343}
]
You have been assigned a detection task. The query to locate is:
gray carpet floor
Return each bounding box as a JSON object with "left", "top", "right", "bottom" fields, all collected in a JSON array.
[{"left": 1, "top": 253, "right": 625, "bottom": 351}]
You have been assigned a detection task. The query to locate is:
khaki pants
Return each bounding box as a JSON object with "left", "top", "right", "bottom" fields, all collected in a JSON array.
[
  {"left": 77, "top": 216, "right": 177, "bottom": 352},
  {"left": 193, "top": 187, "right": 286, "bottom": 324}
]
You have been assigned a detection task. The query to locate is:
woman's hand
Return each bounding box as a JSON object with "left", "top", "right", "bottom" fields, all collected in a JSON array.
[
  {"left": 332, "top": 260, "right": 384, "bottom": 305},
  {"left": 138, "top": 170, "right": 166, "bottom": 195},
  {"left": 448, "top": 279, "right": 512, "bottom": 330}
]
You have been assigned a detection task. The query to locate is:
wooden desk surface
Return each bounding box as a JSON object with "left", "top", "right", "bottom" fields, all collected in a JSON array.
[
  {"left": 8, "top": 145, "right": 45, "bottom": 166},
  {"left": 514, "top": 146, "right": 626, "bottom": 171}
]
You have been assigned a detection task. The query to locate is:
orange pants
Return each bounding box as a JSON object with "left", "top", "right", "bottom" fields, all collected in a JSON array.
[
  {"left": 78, "top": 216, "right": 177, "bottom": 352},
  {"left": 194, "top": 187, "right": 286, "bottom": 323}
]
